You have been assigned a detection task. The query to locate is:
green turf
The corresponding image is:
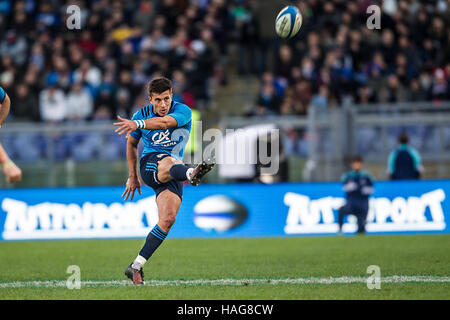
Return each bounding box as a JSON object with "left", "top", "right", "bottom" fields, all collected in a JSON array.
[{"left": 0, "top": 234, "right": 449, "bottom": 299}]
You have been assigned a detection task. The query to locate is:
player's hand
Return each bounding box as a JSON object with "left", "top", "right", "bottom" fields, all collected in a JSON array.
[
  {"left": 113, "top": 116, "right": 138, "bottom": 136},
  {"left": 3, "top": 162, "right": 22, "bottom": 183},
  {"left": 122, "top": 176, "right": 141, "bottom": 201},
  {"left": 343, "top": 181, "right": 358, "bottom": 192}
]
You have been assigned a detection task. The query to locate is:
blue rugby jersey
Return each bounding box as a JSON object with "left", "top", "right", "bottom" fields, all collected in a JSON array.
[
  {"left": 130, "top": 101, "right": 192, "bottom": 160},
  {"left": 0, "top": 86, "right": 5, "bottom": 103}
]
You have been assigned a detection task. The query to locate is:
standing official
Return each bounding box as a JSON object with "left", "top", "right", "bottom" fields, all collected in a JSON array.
[{"left": 387, "top": 133, "right": 423, "bottom": 180}]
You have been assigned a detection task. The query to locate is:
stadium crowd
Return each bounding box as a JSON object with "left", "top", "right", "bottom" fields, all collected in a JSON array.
[
  {"left": 0, "top": 0, "right": 449, "bottom": 162},
  {"left": 0, "top": 0, "right": 233, "bottom": 161},
  {"left": 0, "top": 0, "right": 231, "bottom": 122},
  {"left": 246, "top": 0, "right": 450, "bottom": 117},
  {"left": 236, "top": 0, "right": 450, "bottom": 156}
]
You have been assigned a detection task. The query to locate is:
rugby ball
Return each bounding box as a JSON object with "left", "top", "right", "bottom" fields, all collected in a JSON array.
[
  {"left": 275, "top": 5, "right": 302, "bottom": 38},
  {"left": 193, "top": 195, "right": 248, "bottom": 232}
]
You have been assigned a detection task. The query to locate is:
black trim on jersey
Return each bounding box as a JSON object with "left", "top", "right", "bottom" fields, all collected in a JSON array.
[{"left": 141, "top": 105, "right": 151, "bottom": 118}]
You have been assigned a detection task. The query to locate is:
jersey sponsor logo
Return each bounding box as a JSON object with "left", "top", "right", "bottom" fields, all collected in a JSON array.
[
  {"left": 151, "top": 129, "right": 177, "bottom": 148},
  {"left": 152, "top": 130, "right": 170, "bottom": 144}
]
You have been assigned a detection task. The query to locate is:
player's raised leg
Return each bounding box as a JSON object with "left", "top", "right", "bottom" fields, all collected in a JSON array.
[
  {"left": 157, "top": 156, "right": 193, "bottom": 183},
  {"left": 157, "top": 155, "right": 215, "bottom": 186}
]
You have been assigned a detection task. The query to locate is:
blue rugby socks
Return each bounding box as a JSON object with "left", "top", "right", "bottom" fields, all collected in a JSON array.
[
  {"left": 169, "top": 163, "right": 193, "bottom": 181},
  {"left": 132, "top": 225, "right": 168, "bottom": 270}
]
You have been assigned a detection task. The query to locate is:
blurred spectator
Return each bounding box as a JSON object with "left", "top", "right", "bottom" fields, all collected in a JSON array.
[
  {"left": 66, "top": 82, "right": 94, "bottom": 121},
  {"left": 275, "top": 45, "right": 296, "bottom": 80},
  {"left": 255, "top": 80, "right": 282, "bottom": 115},
  {"left": 0, "top": 56, "right": 15, "bottom": 93},
  {"left": 253, "top": 0, "right": 288, "bottom": 73},
  {"left": 35, "top": 1, "right": 60, "bottom": 30},
  {"left": 378, "top": 74, "right": 407, "bottom": 103},
  {"left": 115, "top": 88, "right": 132, "bottom": 118},
  {"left": 11, "top": 83, "right": 39, "bottom": 121},
  {"left": 39, "top": 84, "right": 66, "bottom": 123},
  {"left": 29, "top": 43, "right": 45, "bottom": 72},
  {"left": 387, "top": 133, "right": 423, "bottom": 180},
  {"left": 431, "top": 68, "right": 448, "bottom": 102},
  {"left": 0, "top": 30, "right": 28, "bottom": 66},
  {"left": 356, "top": 85, "right": 375, "bottom": 105},
  {"left": 233, "top": 1, "right": 258, "bottom": 75},
  {"left": 95, "top": 83, "right": 115, "bottom": 115},
  {"left": 407, "top": 78, "right": 426, "bottom": 102},
  {"left": 133, "top": 0, "right": 155, "bottom": 32},
  {"left": 46, "top": 56, "right": 74, "bottom": 92},
  {"left": 291, "top": 80, "right": 311, "bottom": 115},
  {"left": 73, "top": 58, "right": 102, "bottom": 94},
  {"left": 78, "top": 30, "right": 98, "bottom": 56},
  {"left": 172, "top": 69, "right": 194, "bottom": 106},
  {"left": 311, "top": 85, "right": 330, "bottom": 116}
]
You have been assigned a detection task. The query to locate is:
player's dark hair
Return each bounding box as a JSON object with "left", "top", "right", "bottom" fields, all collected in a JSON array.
[
  {"left": 350, "top": 155, "right": 363, "bottom": 163},
  {"left": 148, "top": 77, "right": 172, "bottom": 97},
  {"left": 398, "top": 133, "right": 409, "bottom": 144}
]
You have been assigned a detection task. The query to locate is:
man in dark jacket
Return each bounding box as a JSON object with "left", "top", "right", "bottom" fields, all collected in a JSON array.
[{"left": 387, "top": 134, "right": 423, "bottom": 180}]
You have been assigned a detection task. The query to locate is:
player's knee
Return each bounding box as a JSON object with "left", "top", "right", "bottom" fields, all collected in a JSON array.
[
  {"left": 158, "top": 157, "right": 176, "bottom": 171},
  {"left": 161, "top": 212, "right": 177, "bottom": 229}
]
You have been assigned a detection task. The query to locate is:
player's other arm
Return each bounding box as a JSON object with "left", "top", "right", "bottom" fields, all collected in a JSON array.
[
  {"left": 114, "top": 115, "right": 178, "bottom": 136},
  {"left": 0, "top": 86, "right": 11, "bottom": 127},
  {"left": 122, "top": 135, "right": 142, "bottom": 201},
  {"left": 0, "top": 143, "right": 22, "bottom": 183}
]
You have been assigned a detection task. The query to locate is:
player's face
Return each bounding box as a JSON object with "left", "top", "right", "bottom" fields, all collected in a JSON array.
[
  {"left": 149, "top": 90, "right": 172, "bottom": 116},
  {"left": 351, "top": 161, "right": 363, "bottom": 171}
]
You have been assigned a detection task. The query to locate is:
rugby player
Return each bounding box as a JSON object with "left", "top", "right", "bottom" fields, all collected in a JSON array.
[
  {"left": 113, "top": 77, "right": 214, "bottom": 284},
  {"left": 0, "top": 86, "right": 22, "bottom": 183},
  {"left": 0, "top": 85, "right": 11, "bottom": 126}
]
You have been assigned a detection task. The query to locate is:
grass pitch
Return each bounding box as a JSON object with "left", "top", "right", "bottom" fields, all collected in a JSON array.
[{"left": 0, "top": 234, "right": 449, "bottom": 299}]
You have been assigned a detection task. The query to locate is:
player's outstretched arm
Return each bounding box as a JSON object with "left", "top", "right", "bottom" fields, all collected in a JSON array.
[
  {"left": 114, "top": 115, "right": 177, "bottom": 136},
  {"left": 122, "top": 135, "right": 142, "bottom": 201},
  {"left": 0, "top": 87, "right": 11, "bottom": 127},
  {"left": 0, "top": 143, "right": 21, "bottom": 183}
]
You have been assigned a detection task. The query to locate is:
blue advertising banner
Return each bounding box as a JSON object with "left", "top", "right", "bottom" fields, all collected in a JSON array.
[{"left": 0, "top": 180, "right": 448, "bottom": 241}]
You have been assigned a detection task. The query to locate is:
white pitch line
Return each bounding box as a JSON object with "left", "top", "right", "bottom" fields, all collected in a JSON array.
[{"left": 0, "top": 276, "right": 449, "bottom": 289}]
